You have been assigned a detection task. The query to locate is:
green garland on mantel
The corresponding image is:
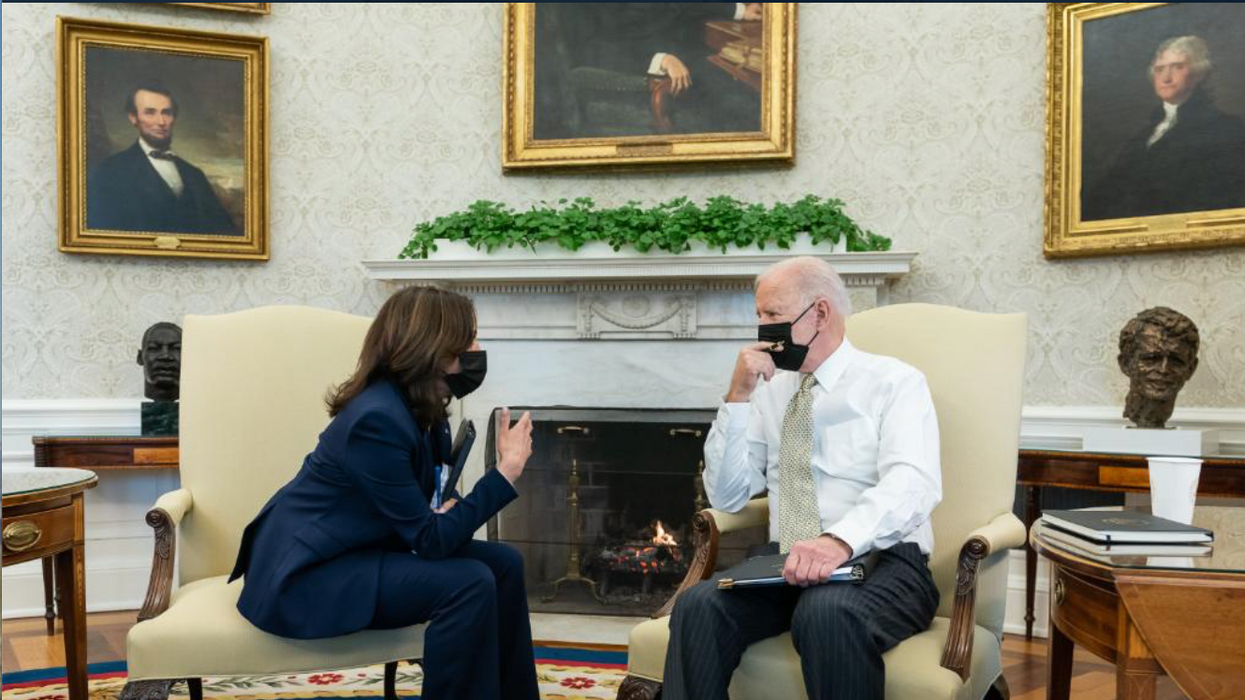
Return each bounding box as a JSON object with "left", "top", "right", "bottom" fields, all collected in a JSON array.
[{"left": 399, "top": 195, "right": 891, "bottom": 260}]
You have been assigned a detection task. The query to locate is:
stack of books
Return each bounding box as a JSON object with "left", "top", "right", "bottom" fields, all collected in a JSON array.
[{"left": 1040, "top": 509, "right": 1214, "bottom": 557}]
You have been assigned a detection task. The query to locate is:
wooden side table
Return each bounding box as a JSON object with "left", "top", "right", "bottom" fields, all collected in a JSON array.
[
  {"left": 1017, "top": 448, "right": 1245, "bottom": 639},
  {"left": 34, "top": 435, "right": 180, "bottom": 471},
  {"left": 31, "top": 435, "right": 178, "bottom": 633},
  {"left": 1032, "top": 507, "right": 1245, "bottom": 700},
  {"left": 3, "top": 468, "right": 99, "bottom": 700}
]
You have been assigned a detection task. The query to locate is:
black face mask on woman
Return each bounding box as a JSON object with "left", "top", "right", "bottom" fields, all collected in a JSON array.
[
  {"left": 445, "top": 350, "right": 487, "bottom": 399},
  {"left": 757, "top": 301, "right": 819, "bottom": 372}
]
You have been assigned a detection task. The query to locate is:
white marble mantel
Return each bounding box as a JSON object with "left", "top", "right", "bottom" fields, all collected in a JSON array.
[{"left": 363, "top": 242, "right": 916, "bottom": 341}]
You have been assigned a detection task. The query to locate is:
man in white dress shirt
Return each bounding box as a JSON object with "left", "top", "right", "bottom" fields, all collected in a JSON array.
[
  {"left": 662, "top": 256, "right": 942, "bottom": 700},
  {"left": 87, "top": 83, "right": 238, "bottom": 235}
]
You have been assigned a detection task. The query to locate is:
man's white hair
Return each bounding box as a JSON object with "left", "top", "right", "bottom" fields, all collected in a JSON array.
[
  {"left": 1152, "top": 35, "right": 1212, "bottom": 82},
  {"left": 755, "top": 256, "right": 852, "bottom": 317}
]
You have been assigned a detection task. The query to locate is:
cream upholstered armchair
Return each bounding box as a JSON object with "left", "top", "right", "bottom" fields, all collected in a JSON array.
[
  {"left": 618, "top": 304, "right": 1028, "bottom": 700},
  {"left": 120, "top": 307, "right": 426, "bottom": 700}
]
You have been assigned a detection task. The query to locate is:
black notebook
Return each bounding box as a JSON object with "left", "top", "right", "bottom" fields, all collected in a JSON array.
[
  {"left": 1040, "top": 524, "right": 1213, "bottom": 557},
  {"left": 716, "top": 550, "right": 881, "bottom": 589},
  {"left": 442, "top": 419, "right": 475, "bottom": 497},
  {"left": 1041, "top": 509, "right": 1213, "bottom": 544}
]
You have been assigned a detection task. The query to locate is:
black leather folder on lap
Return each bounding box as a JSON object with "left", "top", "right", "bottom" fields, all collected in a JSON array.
[{"left": 716, "top": 550, "right": 881, "bottom": 589}]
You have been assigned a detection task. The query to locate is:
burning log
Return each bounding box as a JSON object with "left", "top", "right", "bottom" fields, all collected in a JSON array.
[{"left": 593, "top": 520, "right": 690, "bottom": 595}]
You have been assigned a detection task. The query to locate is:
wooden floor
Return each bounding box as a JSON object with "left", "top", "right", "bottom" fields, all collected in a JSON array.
[{"left": 2, "top": 612, "right": 1190, "bottom": 698}]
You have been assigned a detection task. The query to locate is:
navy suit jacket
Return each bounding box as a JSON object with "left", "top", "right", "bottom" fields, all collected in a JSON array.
[
  {"left": 229, "top": 379, "right": 517, "bottom": 639},
  {"left": 86, "top": 141, "right": 238, "bottom": 235}
]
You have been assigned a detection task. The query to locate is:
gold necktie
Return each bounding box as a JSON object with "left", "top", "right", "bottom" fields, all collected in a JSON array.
[{"left": 779, "top": 373, "right": 821, "bottom": 552}]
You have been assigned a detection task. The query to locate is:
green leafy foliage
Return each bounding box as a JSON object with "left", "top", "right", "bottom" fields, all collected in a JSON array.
[{"left": 400, "top": 196, "right": 891, "bottom": 259}]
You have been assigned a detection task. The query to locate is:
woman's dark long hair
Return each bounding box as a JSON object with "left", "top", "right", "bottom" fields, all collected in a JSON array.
[{"left": 326, "top": 286, "right": 476, "bottom": 426}]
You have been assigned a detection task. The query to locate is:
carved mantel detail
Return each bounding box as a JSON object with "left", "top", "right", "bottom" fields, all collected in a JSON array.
[{"left": 363, "top": 248, "right": 915, "bottom": 340}]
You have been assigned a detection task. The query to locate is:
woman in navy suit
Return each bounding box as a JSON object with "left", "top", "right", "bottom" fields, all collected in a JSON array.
[{"left": 230, "top": 286, "right": 539, "bottom": 700}]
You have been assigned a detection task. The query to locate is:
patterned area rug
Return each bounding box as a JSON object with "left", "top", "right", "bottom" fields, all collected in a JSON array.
[{"left": 1, "top": 643, "right": 628, "bottom": 700}]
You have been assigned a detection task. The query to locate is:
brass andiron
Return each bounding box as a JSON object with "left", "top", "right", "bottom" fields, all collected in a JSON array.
[
  {"left": 542, "top": 458, "right": 603, "bottom": 603},
  {"left": 693, "top": 459, "right": 708, "bottom": 513}
]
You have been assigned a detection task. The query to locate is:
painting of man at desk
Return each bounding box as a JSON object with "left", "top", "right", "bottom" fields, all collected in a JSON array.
[{"left": 532, "top": 2, "right": 765, "bottom": 139}]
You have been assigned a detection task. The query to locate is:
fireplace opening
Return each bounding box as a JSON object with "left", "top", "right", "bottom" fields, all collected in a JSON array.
[{"left": 484, "top": 406, "right": 761, "bottom": 616}]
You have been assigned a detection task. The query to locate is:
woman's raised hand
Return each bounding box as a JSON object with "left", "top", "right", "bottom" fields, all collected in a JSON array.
[{"left": 495, "top": 407, "right": 533, "bottom": 484}]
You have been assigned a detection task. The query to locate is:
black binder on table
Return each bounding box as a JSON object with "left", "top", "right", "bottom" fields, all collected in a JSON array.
[
  {"left": 1041, "top": 509, "right": 1213, "bottom": 544},
  {"left": 716, "top": 550, "right": 881, "bottom": 589},
  {"left": 442, "top": 419, "right": 475, "bottom": 497}
]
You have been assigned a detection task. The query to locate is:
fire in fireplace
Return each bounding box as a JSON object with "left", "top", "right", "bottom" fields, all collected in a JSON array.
[
  {"left": 593, "top": 520, "right": 689, "bottom": 596},
  {"left": 484, "top": 407, "right": 727, "bottom": 615}
]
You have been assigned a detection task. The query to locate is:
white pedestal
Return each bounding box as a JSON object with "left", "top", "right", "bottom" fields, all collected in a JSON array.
[{"left": 1082, "top": 426, "right": 1219, "bottom": 457}]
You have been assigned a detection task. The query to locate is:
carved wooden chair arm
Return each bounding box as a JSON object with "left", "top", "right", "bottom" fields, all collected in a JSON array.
[
  {"left": 652, "top": 498, "right": 771, "bottom": 618},
  {"left": 137, "top": 488, "right": 194, "bottom": 622},
  {"left": 938, "top": 512, "right": 1026, "bottom": 681}
]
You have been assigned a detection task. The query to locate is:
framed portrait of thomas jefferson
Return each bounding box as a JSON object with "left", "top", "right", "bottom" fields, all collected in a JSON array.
[
  {"left": 57, "top": 17, "right": 269, "bottom": 260},
  {"left": 502, "top": 3, "right": 796, "bottom": 171},
  {"left": 1046, "top": 3, "right": 1245, "bottom": 258}
]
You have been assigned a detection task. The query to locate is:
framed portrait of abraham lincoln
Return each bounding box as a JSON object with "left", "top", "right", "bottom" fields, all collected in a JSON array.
[
  {"left": 57, "top": 17, "right": 269, "bottom": 260},
  {"left": 1045, "top": 3, "right": 1245, "bottom": 258},
  {"left": 502, "top": 2, "right": 796, "bottom": 171}
]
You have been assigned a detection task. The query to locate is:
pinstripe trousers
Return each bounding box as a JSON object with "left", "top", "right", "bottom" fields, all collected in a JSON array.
[{"left": 662, "top": 542, "right": 939, "bottom": 700}]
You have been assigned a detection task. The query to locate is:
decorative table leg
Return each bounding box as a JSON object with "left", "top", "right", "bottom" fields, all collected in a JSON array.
[
  {"left": 56, "top": 545, "right": 88, "bottom": 700},
  {"left": 1024, "top": 485, "right": 1040, "bottom": 640}
]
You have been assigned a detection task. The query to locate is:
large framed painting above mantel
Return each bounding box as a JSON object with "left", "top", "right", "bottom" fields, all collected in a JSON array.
[
  {"left": 502, "top": 2, "right": 796, "bottom": 171},
  {"left": 1045, "top": 3, "right": 1245, "bottom": 258}
]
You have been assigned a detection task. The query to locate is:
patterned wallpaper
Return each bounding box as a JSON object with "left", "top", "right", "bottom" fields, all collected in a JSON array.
[{"left": 3, "top": 3, "right": 1243, "bottom": 406}]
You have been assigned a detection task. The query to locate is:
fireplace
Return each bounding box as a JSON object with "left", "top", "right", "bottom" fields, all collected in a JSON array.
[{"left": 484, "top": 406, "right": 761, "bottom": 615}]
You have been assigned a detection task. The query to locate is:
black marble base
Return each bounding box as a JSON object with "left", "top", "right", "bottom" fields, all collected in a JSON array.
[{"left": 141, "top": 401, "right": 179, "bottom": 436}]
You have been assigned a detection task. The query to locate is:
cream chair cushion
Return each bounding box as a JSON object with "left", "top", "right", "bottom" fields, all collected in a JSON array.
[
  {"left": 177, "top": 306, "right": 375, "bottom": 585},
  {"left": 127, "top": 577, "right": 426, "bottom": 680},
  {"left": 845, "top": 304, "right": 1026, "bottom": 626}
]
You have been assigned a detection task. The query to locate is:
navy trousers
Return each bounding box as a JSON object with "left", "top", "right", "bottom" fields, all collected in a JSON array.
[
  {"left": 662, "top": 542, "right": 939, "bottom": 700},
  {"left": 370, "top": 540, "right": 539, "bottom": 700}
]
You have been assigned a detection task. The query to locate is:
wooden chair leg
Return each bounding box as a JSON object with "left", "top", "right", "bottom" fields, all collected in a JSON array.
[
  {"left": 41, "top": 556, "right": 56, "bottom": 635},
  {"left": 617, "top": 675, "right": 662, "bottom": 700},
  {"left": 384, "top": 661, "right": 399, "bottom": 700},
  {"left": 187, "top": 678, "right": 203, "bottom": 700}
]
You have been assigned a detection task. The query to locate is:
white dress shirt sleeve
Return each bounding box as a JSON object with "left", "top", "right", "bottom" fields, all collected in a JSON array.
[
  {"left": 825, "top": 371, "right": 942, "bottom": 555},
  {"left": 648, "top": 53, "right": 668, "bottom": 76},
  {"left": 703, "top": 400, "right": 768, "bottom": 513}
]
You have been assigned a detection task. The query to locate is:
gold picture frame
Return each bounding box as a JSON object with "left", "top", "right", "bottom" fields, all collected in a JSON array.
[
  {"left": 167, "top": 4, "right": 271, "bottom": 15},
  {"left": 502, "top": 3, "right": 796, "bottom": 171},
  {"left": 57, "top": 17, "right": 269, "bottom": 260},
  {"left": 1045, "top": 3, "right": 1245, "bottom": 258}
]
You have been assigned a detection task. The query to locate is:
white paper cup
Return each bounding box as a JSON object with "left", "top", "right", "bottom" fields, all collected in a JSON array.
[
  {"left": 1146, "top": 556, "right": 1196, "bottom": 569},
  {"left": 1146, "top": 456, "right": 1202, "bottom": 525}
]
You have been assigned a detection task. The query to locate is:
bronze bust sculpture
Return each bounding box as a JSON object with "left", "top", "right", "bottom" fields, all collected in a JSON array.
[
  {"left": 137, "top": 322, "right": 182, "bottom": 401},
  {"left": 137, "top": 322, "right": 181, "bottom": 435},
  {"left": 1117, "top": 307, "right": 1199, "bottom": 429}
]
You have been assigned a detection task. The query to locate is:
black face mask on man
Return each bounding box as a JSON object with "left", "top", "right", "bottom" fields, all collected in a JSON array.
[
  {"left": 445, "top": 350, "right": 487, "bottom": 399},
  {"left": 757, "top": 301, "right": 820, "bottom": 372}
]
